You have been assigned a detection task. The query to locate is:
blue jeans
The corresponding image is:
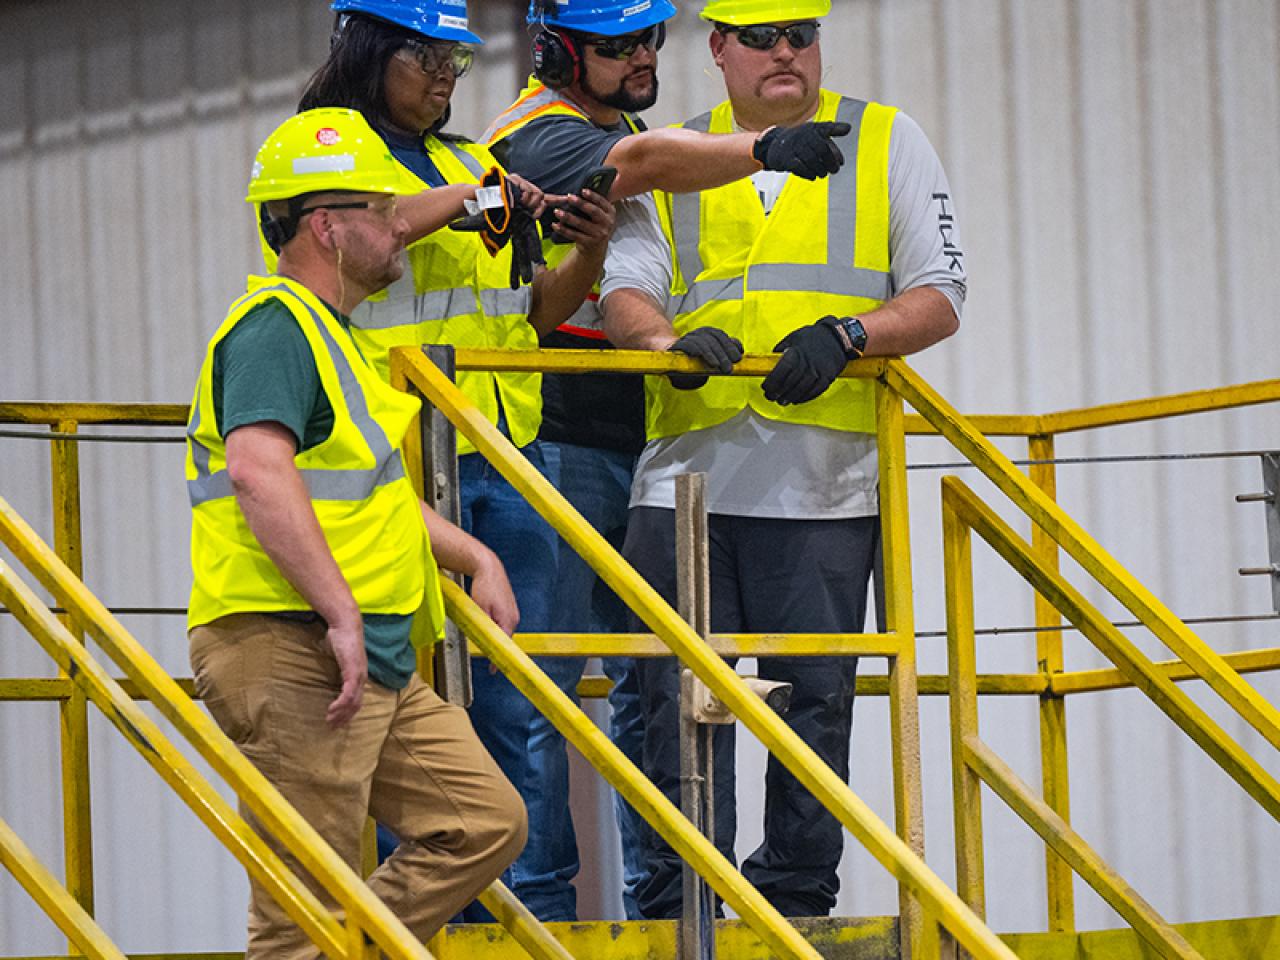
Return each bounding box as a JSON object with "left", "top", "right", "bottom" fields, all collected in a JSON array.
[
  {"left": 457, "top": 442, "right": 570, "bottom": 920},
  {"left": 539, "top": 440, "right": 646, "bottom": 919}
]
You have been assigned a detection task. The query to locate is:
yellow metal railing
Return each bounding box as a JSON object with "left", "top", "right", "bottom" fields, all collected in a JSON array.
[
  {"left": 884, "top": 364, "right": 1279, "bottom": 958},
  {"left": 0, "top": 813, "right": 125, "bottom": 960},
  {"left": 3, "top": 368, "right": 1278, "bottom": 959},
  {"left": 393, "top": 346, "right": 1014, "bottom": 960},
  {"left": 0, "top": 500, "right": 438, "bottom": 960},
  {"left": 895, "top": 372, "right": 1280, "bottom": 934}
]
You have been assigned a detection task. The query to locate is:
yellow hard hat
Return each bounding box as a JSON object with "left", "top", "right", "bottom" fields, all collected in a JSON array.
[
  {"left": 246, "top": 108, "right": 419, "bottom": 204},
  {"left": 700, "top": 0, "right": 830, "bottom": 26}
]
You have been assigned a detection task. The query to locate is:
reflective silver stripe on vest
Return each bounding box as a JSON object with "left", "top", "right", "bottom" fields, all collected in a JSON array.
[
  {"left": 481, "top": 286, "right": 533, "bottom": 317},
  {"left": 188, "top": 284, "right": 406, "bottom": 506},
  {"left": 442, "top": 140, "right": 487, "bottom": 179},
  {"left": 350, "top": 285, "right": 477, "bottom": 330},
  {"left": 670, "top": 110, "right": 714, "bottom": 290},
  {"left": 670, "top": 98, "right": 891, "bottom": 310},
  {"left": 748, "top": 263, "right": 892, "bottom": 301},
  {"left": 670, "top": 276, "right": 744, "bottom": 315},
  {"left": 484, "top": 86, "right": 578, "bottom": 142}
]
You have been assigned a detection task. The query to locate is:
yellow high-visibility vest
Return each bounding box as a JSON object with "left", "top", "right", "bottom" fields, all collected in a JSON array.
[
  {"left": 185, "top": 275, "right": 446, "bottom": 645},
  {"left": 648, "top": 90, "right": 896, "bottom": 440},
  {"left": 262, "top": 136, "right": 542, "bottom": 456}
]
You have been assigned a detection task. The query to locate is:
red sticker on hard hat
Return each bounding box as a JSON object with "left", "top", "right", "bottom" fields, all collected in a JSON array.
[{"left": 316, "top": 127, "right": 341, "bottom": 146}]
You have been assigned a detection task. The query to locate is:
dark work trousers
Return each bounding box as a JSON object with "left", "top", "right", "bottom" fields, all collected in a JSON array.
[{"left": 624, "top": 507, "right": 879, "bottom": 919}]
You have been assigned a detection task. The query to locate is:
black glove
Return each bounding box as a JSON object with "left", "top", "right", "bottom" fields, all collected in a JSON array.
[
  {"left": 507, "top": 207, "right": 545, "bottom": 290},
  {"left": 752, "top": 121, "right": 851, "bottom": 180},
  {"left": 449, "top": 167, "right": 544, "bottom": 289},
  {"left": 761, "top": 316, "right": 851, "bottom": 406},
  {"left": 666, "top": 327, "right": 744, "bottom": 390}
]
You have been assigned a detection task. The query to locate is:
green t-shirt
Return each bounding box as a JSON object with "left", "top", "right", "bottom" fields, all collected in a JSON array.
[{"left": 212, "top": 297, "right": 416, "bottom": 690}]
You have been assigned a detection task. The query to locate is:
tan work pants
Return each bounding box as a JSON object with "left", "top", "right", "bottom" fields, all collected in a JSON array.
[{"left": 190, "top": 613, "right": 526, "bottom": 960}]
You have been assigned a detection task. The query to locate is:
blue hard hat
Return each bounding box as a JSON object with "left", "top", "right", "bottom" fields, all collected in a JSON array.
[
  {"left": 332, "top": 0, "right": 484, "bottom": 45},
  {"left": 527, "top": 0, "right": 677, "bottom": 37}
]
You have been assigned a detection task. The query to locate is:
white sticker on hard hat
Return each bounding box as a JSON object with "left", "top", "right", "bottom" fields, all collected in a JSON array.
[
  {"left": 438, "top": 15, "right": 469, "bottom": 30},
  {"left": 624, "top": 2, "right": 653, "bottom": 15},
  {"left": 293, "top": 155, "right": 356, "bottom": 175}
]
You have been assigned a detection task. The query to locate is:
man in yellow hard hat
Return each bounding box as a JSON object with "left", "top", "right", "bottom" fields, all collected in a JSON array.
[
  {"left": 601, "top": 0, "right": 967, "bottom": 919},
  {"left": 185, "top": 107, "right": 526, "bottom": 959}
]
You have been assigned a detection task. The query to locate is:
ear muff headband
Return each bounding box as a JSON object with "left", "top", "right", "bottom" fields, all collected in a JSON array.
[{"left": 532, "top": 26, "right": 581, "bottom": 88}]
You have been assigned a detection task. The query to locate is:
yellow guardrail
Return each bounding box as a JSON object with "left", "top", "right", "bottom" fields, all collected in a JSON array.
[
  {"left": 3, "top": 365, "right": 1278, "bottom": 959},
  {"left": 393, "top": 346, "right": 1015, "bottom": 960},
  {"left": 0, "top": 814, "right": 126, "bottom": 960},
  {"left": 0, "top": 500, "right": 434, "bottom": 960}
]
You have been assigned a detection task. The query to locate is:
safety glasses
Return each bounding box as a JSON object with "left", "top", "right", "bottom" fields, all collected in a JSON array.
[
  {"left": 401, "top": 40, "right": 474, "bottom": 79},
  {"left": 299, "top": 197, "right": 398, "bottom": 223},
  {"left": 584, "top": 23, "right": 666, "bottom": 60},
  {"left": 719, "top": 21, "right": 820, "bottom": 52}
]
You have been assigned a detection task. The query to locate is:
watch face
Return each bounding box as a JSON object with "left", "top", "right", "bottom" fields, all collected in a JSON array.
[{"left": 844, "top": 317, "right": 868, "bottom": 354}]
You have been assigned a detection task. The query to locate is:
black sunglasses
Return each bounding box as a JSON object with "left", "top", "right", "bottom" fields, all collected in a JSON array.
[
  {"left": 583, "top": 23, "right": 666, "bottom": 60},
  {"left": 718, "top": 21, "right": 820, "bottom": 52}
]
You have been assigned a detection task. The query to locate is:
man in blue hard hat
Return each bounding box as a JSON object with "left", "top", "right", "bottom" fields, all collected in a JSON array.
[{"left": 482, "top": 0, "right": 854, "bottom": 923}]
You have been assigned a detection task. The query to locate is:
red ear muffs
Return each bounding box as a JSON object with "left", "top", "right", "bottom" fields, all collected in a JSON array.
[{"left": 532, "top": 27, "right": 581, "bottom": 88}]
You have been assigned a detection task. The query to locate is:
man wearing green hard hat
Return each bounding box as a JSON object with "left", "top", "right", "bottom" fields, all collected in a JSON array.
[
  {"left": 601, "top": 0, "right": 968, "bottom": 919},
  {"left": 186, "top": 107, "right": 527, "bottom": 959}
]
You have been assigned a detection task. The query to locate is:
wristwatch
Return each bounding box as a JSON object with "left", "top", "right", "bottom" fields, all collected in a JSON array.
[{"left": 822, "top": 315, "right": 868, "bottom": 358}]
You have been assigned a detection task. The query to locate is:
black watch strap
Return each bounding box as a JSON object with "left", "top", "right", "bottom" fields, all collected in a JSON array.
[{"left": 822, "top": 315, "right": 868, "bottom": 358}]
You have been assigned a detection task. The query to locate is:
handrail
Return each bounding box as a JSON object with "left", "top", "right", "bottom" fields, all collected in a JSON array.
[
  {"left": 0, "top": 815, "right": 127, "bottom": 960},
  {"left": 444, "top": 578, "right": 822, "bottom": 960},
  {"left": 943, "top": 477, "right": 1280, "bottom": 818},
  {"left": 0, "top": 499, "right": 436, "bottom": 960},
  {"left": 4, "top": 375, "right": 1277, "bottom": 437},
  {"left": 885, "top": 361, "right": 1280, "bottom": 753},
  {"left": 942, "top": 476, "right": 1223, "bottom": 959},
  {"left": 394, "top": 345, "right": 1018, "bottom": 960}
]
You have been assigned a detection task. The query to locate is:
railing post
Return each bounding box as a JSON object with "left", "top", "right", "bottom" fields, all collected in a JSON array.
[
  {"left": 875, "top": 379, "right": 925, "bottom": 959},
  {"left": 51, "top": 419, "right": 94, "bottom": 929},
  {"left": 676, "top": 473, "right": 715, "bottom": 960},
  {"left": 1028, "top": 434, "right": 1074, "bottom": 931},
  {"left": 942, "top": 481, "right": 985, "bottom": 928},
  {"left": 421, "top": 345, "right": 471, "bottom": 707}
]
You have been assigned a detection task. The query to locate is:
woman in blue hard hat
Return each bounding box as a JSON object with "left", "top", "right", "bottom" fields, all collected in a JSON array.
[{"left": 295, "top": 0, "right": 617, "bottom": 923}]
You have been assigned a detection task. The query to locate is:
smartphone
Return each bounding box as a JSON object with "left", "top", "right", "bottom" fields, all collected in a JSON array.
[
  {"left": 578, "top": 164, "right": 618, "bottom": 200},
  {"left": 547, "top": 165, "right": 618, "bottom": 243}
]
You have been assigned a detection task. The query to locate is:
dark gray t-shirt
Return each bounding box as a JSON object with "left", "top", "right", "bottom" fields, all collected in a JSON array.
[
  {"left": 489, "top": 113, "right": 631, "bottom": 196},
  {"left": 490, "top": 112, "right": 647, "bottom": 454}
]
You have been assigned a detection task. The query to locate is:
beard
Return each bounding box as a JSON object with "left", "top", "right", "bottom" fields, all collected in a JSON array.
[{"left": 584, "top": 68, "right": 659, "bottom": 113}]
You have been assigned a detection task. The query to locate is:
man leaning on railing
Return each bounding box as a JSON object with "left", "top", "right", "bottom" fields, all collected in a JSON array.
[
  {"left": 182, "top": 108, "right": 526, "bottom": 960},
  {"left": 598, "top": 0, "right": 967, "bottom": 921}
]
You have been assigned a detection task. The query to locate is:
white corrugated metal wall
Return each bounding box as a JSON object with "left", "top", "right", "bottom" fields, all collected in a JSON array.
[{"left": 2, "top": 0, "right": 1278, "bottom": 952}]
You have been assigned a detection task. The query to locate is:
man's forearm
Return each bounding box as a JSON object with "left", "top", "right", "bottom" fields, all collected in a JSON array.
[
  {"left": 860, "top": 286, "right": 959, "bottom": 357},
  {"left": 605, "top": 129, "right": 762, "bottom": 199},
  {"left": 600, "top": 287, "right": 677, "bottom": 350},
  {"left": 528, "top": 246, "right": 605, "bottom": 337}
]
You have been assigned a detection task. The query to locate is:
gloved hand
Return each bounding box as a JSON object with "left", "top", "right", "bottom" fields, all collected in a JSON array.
[
  {"left": 449, "top": 167, "right": 545, "bottom": 288},
  {"left": 761, "top": 316, "right": 851, "bottom": 406},
  {"left": 506, "top": 207, "right": 544, "bottom": 289},
  {"left": 666, "top": 327, "right": 744, "bottom": 390},
  {"left": 752, "top": 122, "right": 851, "bottom": 180}
]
